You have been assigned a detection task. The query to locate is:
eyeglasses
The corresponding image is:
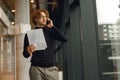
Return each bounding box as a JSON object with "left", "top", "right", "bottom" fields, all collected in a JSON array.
[{"left": 40, "top": 16, "right": 47, "bottom": 19}]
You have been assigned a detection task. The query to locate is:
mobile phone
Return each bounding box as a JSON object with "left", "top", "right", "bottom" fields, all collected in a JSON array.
[{"left": 46, "top": 20, "right": 50, "bottom": 25}]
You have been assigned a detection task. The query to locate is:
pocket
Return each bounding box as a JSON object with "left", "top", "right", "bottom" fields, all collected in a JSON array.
[{"left": 48, "top": 66, "right": 58, "bottom": 72}]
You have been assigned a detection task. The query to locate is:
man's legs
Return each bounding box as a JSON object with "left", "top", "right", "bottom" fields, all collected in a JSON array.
[
  {"left": 29, "top": 66, "right": 47, "bottom": 80},
  {"left": 29, "top": 66, "right": 59, "bottom": 80},
  {"left": 45, "top": 66, "right": 59, "bottom": 80}
]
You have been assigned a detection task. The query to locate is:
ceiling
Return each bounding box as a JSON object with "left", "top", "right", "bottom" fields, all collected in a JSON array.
[
  {"left": 3, "top": 0, "right": 15, "bottom": 10},
  {"left": 2, "top": 0, "right": 57, "bottom": 19},
  {"left": 3, "top": 0, "right": 57, "bottom": 12}
]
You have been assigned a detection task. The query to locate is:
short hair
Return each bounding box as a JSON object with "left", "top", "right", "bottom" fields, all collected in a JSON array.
[{"left": 32, "top": 9, "right": 49, "bottom": 25}]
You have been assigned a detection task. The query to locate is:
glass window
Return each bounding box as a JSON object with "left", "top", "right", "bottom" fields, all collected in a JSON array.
[
  {"left": 0, "top": 36, "right": 15, "bottom": 80},
  {"left": 96, "top": 0, "right": 120, "bottom": 80}
]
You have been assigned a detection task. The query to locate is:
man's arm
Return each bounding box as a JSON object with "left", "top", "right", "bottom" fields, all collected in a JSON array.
[
  {"left": 23, "top": 34, "right": 30, "bottom": 58},
  {"left": 50, "top": 26, "right": 67, "bottom": 42}
]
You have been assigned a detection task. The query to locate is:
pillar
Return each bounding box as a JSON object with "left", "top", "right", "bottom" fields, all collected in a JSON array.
[{"left": 15, "top": 0, "right": 31, "bottom": 80}]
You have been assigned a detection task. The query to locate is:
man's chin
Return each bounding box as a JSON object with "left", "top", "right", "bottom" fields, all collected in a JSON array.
[
  {"left": 43, "top": 23, "right": 46, "bottom": 25},
  {"left": 41, "top": 24, "right": 46, "bottom": 26}
]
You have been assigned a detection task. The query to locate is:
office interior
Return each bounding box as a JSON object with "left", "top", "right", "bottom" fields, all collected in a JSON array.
[{"left": 0, "top": 0, "right": 120, "bottom": 80}]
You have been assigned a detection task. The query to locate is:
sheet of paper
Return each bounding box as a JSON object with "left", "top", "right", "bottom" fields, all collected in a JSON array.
[{"left": 27, "top": 29, "right": 47, "bottom": 50}]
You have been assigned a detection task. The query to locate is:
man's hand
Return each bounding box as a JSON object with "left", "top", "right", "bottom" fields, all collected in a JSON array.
[
  {"left": 27, "top": 44, "right": 36, "bottom": 55},
  {"left": 46, "top": 18, "right": 54, "bottom": 28}
]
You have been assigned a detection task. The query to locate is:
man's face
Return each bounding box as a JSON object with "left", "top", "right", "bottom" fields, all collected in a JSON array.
[{"left": 37, "top": 12, "right": 47, "bottom": 26}]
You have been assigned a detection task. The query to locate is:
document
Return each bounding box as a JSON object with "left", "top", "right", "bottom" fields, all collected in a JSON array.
[{"left": 27, "top": 29, "right": 47, "bottom": 50}]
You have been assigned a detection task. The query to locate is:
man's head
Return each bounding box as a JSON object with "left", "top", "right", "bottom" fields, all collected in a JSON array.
[{"left": 32, "top": 9, "right": 49, "bottom": 27}]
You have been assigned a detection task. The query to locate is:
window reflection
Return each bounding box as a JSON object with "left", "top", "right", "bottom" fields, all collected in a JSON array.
[{"left": 96, "top": 0, "right": 120, "bottom": 80}]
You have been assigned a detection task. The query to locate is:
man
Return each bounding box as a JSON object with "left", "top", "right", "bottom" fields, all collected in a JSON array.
[{"left": 23, "top": 9, "right": 67, "bottom": 80}]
